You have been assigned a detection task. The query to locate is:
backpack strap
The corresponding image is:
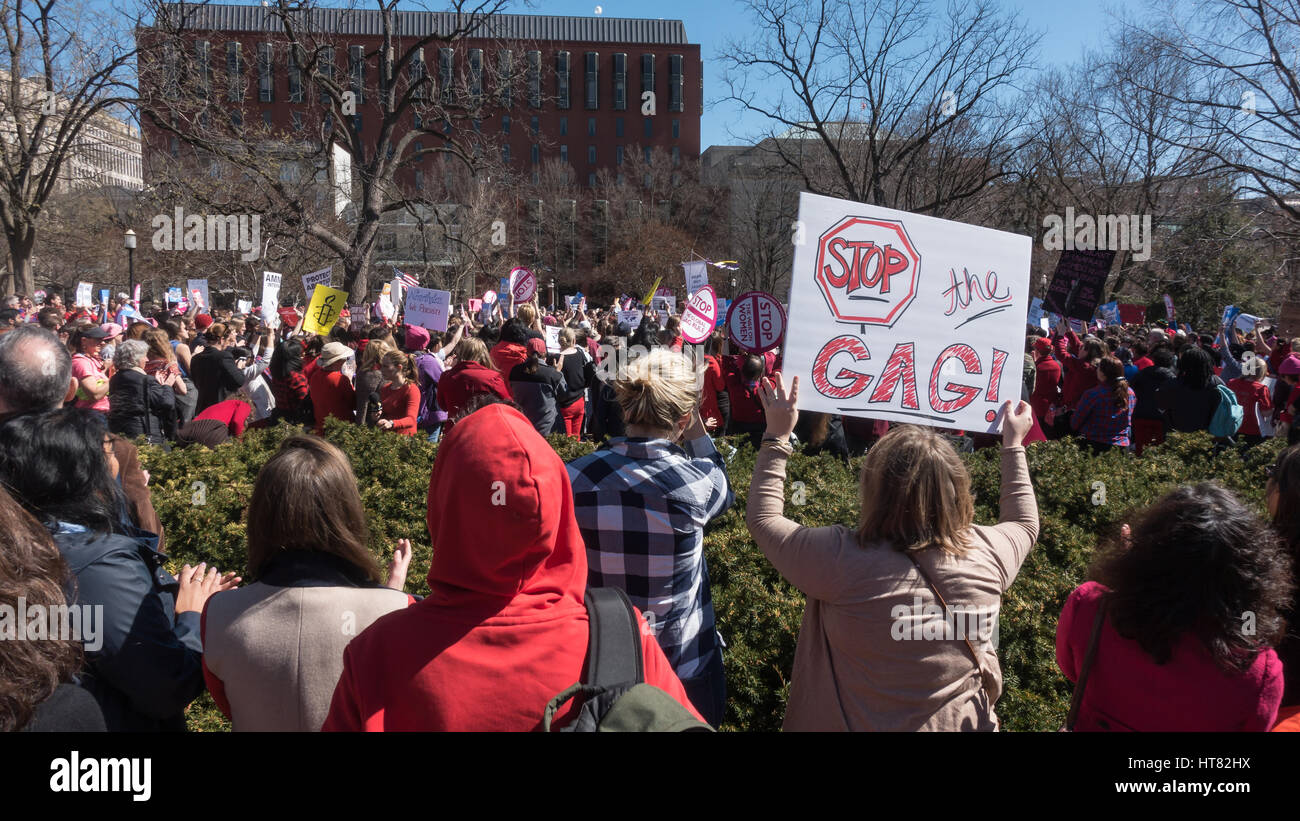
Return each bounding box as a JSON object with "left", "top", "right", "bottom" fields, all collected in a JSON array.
[
  {"left": 583, "top": 587, "right": 644, "bottom": 688},
  {"left": 1064, "top": 595, "right": 1108, "bottom": 731}
]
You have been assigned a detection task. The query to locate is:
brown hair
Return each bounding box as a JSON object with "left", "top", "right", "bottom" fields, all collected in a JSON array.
[
  {"left": 856, "top": 425, "right": 974, "bottom": 556},
  {"left": 204, "top": 323, "right": 229, "bottom": 344},
  {"left": 245, "top": 437, "right": 382, "bottom": 582},
  {"left": 143, "top": 328, "right": 175, "bottom": 363},
  {"left": 360, "top": 338, "right": 393, "bottom": 371},
  {"left": 1097, "top": 356, "right": 1129, "bottom": 412},
  {"left": 517, "top": 303, "right": 537, "bottom": 327},
  {"left": 381, "top": 349, "right": 416, "bottom": 382},
  {"left": 126, "top": 321, "right": 152, "bottom": 341},
  {"left": 452, "top": 337, "right": 495, "bottom": 369},
  {"left": 0, "top": 486, "right": 83, "bottom": 731}
]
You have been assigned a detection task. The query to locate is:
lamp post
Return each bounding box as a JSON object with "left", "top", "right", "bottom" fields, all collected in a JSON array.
[
  {"left": 550, "top": 277, "right": 555, "bottom": 310},
  {"left": 123, "top": 229, "right": 136, "bottom": 298},
  {"left": 730, "top": 276, "right": 737, "bottom": 300}
]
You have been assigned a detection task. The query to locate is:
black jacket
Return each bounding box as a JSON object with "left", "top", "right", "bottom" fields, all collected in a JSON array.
[
  {"left": 54, "top": 526, "right": 205, "bottom": 732},
  {"left": 1130, "top": 366, "right": 1177, "bottom": 422},
  {"left": 509, "top": 361, "right": 565, "bottom": 435},
  {"left": 107, "top": 369, "right": 176, "bottom": 444},
  {"left": 1156, "top": 376, "right": 1225, "bottom": 433},
  {"left": 555, "top": 349, "right": 594, "bottom": 407},
  {"left": 189, "top": 347, "right": 245, "bottom": 413}
]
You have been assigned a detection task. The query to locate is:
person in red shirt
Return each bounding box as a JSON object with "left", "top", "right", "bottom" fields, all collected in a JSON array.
[
  {"left": 377, "top": 350, "right": 420, "bottom": 436},
  {"left": 1228, "top": 356, "right": 1272, "bottom": 448},
  {"left": 195, "top": 398, "right": 253, "bottom": 438},
  {"left": 438, "top": 337, "right": 512, "bottom": 424},
  {"left": 1131, "top": 340, "right": 1153, "bottom": 371},
  {"left": 309, "top": 342, "right": 356, "bottom": 434},
  {"left": 321, "top": 402, "right": 702, "bottom": 731},
  {"left": 1053, "top": 323, "right": 1105, "bottom": 437},
  {"left": 1029, "top": 337, "right": 1061, "bottom": 434},
  {"left": 724, "top": 354, "right": 768, "bottom": 449}
]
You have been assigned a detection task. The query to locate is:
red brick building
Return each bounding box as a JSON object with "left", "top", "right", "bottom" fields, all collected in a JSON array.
[{"left": 138, "top": 5, "right": 703, "bottom": 192}]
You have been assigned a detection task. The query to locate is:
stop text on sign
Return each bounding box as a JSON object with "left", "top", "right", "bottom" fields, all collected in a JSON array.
[
  {"left": 815, "top": 216, "right": 921, "bottom": 327},
  {"left": 727, "top": 291, "right": 786, "bottom": 353}
]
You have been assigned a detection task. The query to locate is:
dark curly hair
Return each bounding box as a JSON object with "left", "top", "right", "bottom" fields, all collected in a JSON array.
[
  {"left": 0, "top": 485, "right": 83, "bottom": 731},
  {"left": 1089, "top": 482, "right": 1293, "bottom": 673},
  {"left": 1267, "top": 444, "right": 1300, "bottom": 563}
]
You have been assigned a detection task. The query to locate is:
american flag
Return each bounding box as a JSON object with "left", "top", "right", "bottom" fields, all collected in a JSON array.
[{"left": 394, "top": 269, "right": 418, "bottom": 289}]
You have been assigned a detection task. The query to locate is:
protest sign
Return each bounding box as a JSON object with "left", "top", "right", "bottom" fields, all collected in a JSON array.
[
  {"left": 302, "top": 267, "right": 332, "bottom": 298},
  {"left": 617, "top": 309, "right": 643, "bottom": 328},
  {"left": 1235, "top": 312, "right": 1261, "bottom": 333},
  {"left": 1096, "top": 301, "right": 1120, "bottom": 326},
  {"left": 189, "top": 288, "right": 206, "bottom": 312},
  {"left": 75, "top": 282, "right": 93, "bottom": 307},
  {"left": 303, "top": 285, "right": 347, "bottom": 335},
  {"left": 237, "top": 299, "right": 253, "bottom": 314},
  {"left": 132, "top": 284, "right": 141, "bottom": 307},
  {"left": 349, "top": 306, "right": 364, "bottom": 323},
  {"left": 468, "top": 298, "right": 483, "bottom": 313},
  {"left": 1027, "top": 297, "right": 1045, "bottom": 327},
  {"left": 99, "top": 289, "right": 109, "bottom": 306},
  {"left": 482, "top": 290, "right": 498, "bottom": 305},
  {"left": 716, "top": 298, "right": 730, "bottom": 327},
  {"left": 510, "top": 267, "right": 537, "bottom": 302},
  {"left": 187, "top": 279, "right": 210, "bottom": 311},
  {"left": 680, "top": 285, "right": 718, "bottom": 344},
  {"left": 651, "top": 295, "right": 676, "bottom": 314},
  {"left": 1222, "top": 305, "right": 1242, "bottom": 330},
  {"left": 642, "top": 276, "right": 662, "bottom": 307},
  {"left": 683, "top": 261, "right": 709, "bottom": 297},
  {"left": 403, "top": 286, "right": 452, "bottom": 332},
  {"left": 1117, "top": 303, "right": 1146, "bottom": 325},
  {"left": 727, "top": 290, "right": 786, "bottom": 354},
  {"left": 166, "top": 286, "right": 183, "bottom": 306},
  {"left": 782, "top": 192, "right": 1031, "bottom": 434},
  {"left": 278, "top": 307, "right": 299, "bottom": 327},
  {"left": 1042, "top": 250, "right": 1113, "bottom": 321},
  {"left": 1163, "top": 294, "right": 1176, "bottom": 322},
  {"left": 545, "top": 325, "right": 563, "bottom": 353}
]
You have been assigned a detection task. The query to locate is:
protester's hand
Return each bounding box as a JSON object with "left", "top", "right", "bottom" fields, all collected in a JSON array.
[
  {"left": 759, "top": 373, "right": 799, "bottom": 441},
  {"left": 1001, "top": 399, "right": 1033, "bottom": 447},
  {"left": 142, "top": 470, "right": 149, "bottom": 486},
  {"left": 175, "top": 563, "right": 241, "bottom": 615},
  {"left": 704, "top": 416, "right": 718, "bottom": 430},
  {"left": 377, "top": 418, "right": 393, "bottom": 430},
  {"left": 387, "top": 539, "right": 412, "bottom": 591}
]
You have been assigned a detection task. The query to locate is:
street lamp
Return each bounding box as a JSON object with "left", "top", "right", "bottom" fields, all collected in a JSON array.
[
  {"left": 550, "top": 277, "right": 555, "bottom": 309},
  {"left": 731, "top": 277, "right": 737, "bottom": 299},
  {"left": 123, "top": 229, "right": 136, "bottom": 298}
]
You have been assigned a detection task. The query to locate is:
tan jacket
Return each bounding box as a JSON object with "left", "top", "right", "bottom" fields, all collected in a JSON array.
[{"left": 745, "top": 442, "right": 1037, "bottom": 731}]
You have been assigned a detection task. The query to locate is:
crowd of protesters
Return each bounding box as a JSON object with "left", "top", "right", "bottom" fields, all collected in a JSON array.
[{"left": 0, "top": 287, "right": 1296, "bottom": 733}]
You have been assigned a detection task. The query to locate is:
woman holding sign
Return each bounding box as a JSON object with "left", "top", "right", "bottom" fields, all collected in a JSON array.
[{"left": 747, "top": 377, "right": 1038, "bottom": 731}]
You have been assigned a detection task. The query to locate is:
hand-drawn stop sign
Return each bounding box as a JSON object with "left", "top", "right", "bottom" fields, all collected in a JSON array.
[
  {"left": 727, "top": 291, "right": 786, "bottom": 353},
  {"left": 814, "top": 216, "right": 921, "bottom": 326}
]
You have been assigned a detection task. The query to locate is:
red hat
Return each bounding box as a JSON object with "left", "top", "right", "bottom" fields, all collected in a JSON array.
[
  {"left": 195, "top": 313, "right": 214, "bottom": 330},
  {"left": 526, "top": 337, "right": 547, "bottom": 357},
  {"left": 1032, "top": 337, "right": 1053, "bottom": 355}
]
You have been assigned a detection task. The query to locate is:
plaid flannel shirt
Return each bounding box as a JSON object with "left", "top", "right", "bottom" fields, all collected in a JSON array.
[
  {"left": 1072, "top": 384, "right": 1135, "bottom": 446},
  {"left": 567, "top": 434, "right": 734, "bottom": 680}
]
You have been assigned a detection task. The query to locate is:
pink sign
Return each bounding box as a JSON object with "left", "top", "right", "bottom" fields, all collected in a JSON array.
[
  {"left": 680, "top": 285, "right": 718, "bottom": 344},
  {"left": 468, "top": 298, "right": 483, "bottom": 313},
  {"left": 727, "top": 291, "right": 786, "bottom": 354},
  {"left": 510, "top": 267, "right": 537, "bottom": 302}
]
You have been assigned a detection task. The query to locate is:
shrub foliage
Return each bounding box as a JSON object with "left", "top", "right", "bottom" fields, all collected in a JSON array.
[{"left": 138, "top": 421, "right": 1281, "bottom": 732}]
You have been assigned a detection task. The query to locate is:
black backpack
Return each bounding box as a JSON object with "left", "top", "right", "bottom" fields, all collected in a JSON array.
[{"left": 542, "top": 587, "right": 713, "bottom": 732}]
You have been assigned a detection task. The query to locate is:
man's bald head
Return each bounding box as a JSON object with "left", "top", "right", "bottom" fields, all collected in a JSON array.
[{"left": 0, "top": 324, "right": 72, "bottom": 415}]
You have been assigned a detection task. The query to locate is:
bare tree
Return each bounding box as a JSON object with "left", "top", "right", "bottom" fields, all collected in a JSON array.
[
  {"left": 717, "top": 0, "right": 1039, "bottom": 216},
  {"left": 0, "top": 0, "right": 138, "bottom": 295}
]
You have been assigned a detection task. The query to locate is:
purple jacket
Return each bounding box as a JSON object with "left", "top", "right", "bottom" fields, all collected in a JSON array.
[{"left": 413, "top": 351, "right": 447, "bottom": 426}]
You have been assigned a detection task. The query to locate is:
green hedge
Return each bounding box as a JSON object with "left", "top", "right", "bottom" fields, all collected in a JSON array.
[{"left": 136, "top": 420, "right": 1282, "bottom": 732}]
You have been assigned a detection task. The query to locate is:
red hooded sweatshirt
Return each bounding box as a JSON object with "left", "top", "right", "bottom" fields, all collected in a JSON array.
[
  {"left": 490, "top": 340, "right": 528, "bottom": 380},
  {"left": 321, "top": 404, "right": 702, "bottom": 731},
  {"left": 436, "top": 360, "right": 511, "bottom": 421}
]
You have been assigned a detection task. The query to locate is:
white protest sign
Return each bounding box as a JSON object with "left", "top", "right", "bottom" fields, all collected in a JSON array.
[
  {"left": 510, "top": 266, "right": 537, "bottom": 302},
  {"left": 302, "top": 267, "right": 333, "bottom": 297},
  {"left": 680, "top": 285, "right": 718, "bottom": 344},
  {"left": 237, "top": 299, "right": 253, "bottom": 314},
  {"left": 483, "top": 289, "right": 498, "bottom": 305},
  {"left": 651, "top": 295, "right": 676, "bottom": 314},
  {"left": 390, "top": 278, "right": 405, "bottom": 309},
  {"left": 727, "top": 291, "right": 786, "bottom": 353},
  {"left": 261, "top": 271, "right": 282, "bottom": 328},
  {"left": 545, "top": 325, "right": 563, "bottom": 353},
  {"left": 683, "top": 261, "right": 708, "bottom": 297},
  {"left": 617, "top": 309, "right": 643, "bottom": 328},
  {"left": 187, "top": 279, "right": 210, "bottom": 311},
  {"left": 75, "top": 282, "right": 93, "bottom": 307},
  {"left": 403, "top": 286, "right": 451, "bottom": 332},
  {"left": 782, "top": 192, "right": 1031, "bottom": 434}
]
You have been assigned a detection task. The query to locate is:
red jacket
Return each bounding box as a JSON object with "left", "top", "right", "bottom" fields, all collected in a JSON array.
[
  {"left": 1058, "top": 582, "right": 1282, "bottom": 731},
  {"left": 724, "top": 369, "right": 766, "bottom": 424},
  {"left": 490, "top": 341, "right": 528, "bottom": 381},
  {"left": 309, "top": 368, "right": 355, "bottom": 434},
  {"left": 1030, "top": 356, "right": 1062, "bottom": 424},
  {"left": 321, "top": 404, "right": 701, "bottom": 731},
  {"left": 699, "top": 355, "right": 726, "bottom": 432},
  {"left": 379, "top": 382, "right": 420, "bottom": 435},
  {"left": 437, "top": 361, "right": 511, "bottom": 421},
  {"left": 195, "top": 398, "right": 252, "bottom": 437}
]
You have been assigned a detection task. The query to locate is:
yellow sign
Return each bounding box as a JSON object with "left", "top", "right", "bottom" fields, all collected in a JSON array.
[
  {"left": 303, "top": 285, "right": 348, "bottom": 335},
  {"left": 642, "top": 276, "right": 662, "bottom": 308}
]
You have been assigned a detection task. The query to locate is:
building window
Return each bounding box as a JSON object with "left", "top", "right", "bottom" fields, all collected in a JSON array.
[
  {"left": 672, "top": 146, "right": 680, "bottom": 166},
  {"left": 414, "top": 169, "right": 424, "bottom": 191},
  {"left": 672, "top": 119, "right": 680, "bottom": 139},
  {"left": 616, "top": 145, "right": 624, "bottom": 165},
  {"left": 258, "top": 43, "right": 273, "bottom": 102},
  {"left": 585, "top": 52, "right": 598, "bottom": 109},
  {"left": 413, "top": 111, "right": 422, "bottom": 130},
  {"left": 353, "top": 114, "right": 362, "bottom": 133},
  {"left": 588, "top": 173, "right": 596, "bottom": 187},
  {"left": 559, "top": 117, "right": 567, "bottom": 136},
  {"left": 613, "top": 53, "right": 627, "bottom": 110},
  {"left": 503, "top": 145, "right": 511, "bottom": 163},
  {"left": 497, "top": 49, "right": 512, "bottom": 107},
  {"left": 530, "top": 115, "right": 539, "bottom": 136},
  {"left": 644, "top": 147, "right": 652, "bottom": 164},
  {"left": 641, "top": 54, "right": 655, "bottom": 99},
  {"left": 227, "top": 41, "right": 243, "bottom": 101},
  {"left": 531, "top": 143, "right": 539, "bottom": 165},
  {"left": 472, "top": 119, "right": 481, "bottom": 133},
  {"left": 532, "top": 171, "right": 539, "bottom": 185},
  {"left": 556, "top": 51, "right": 570, "bottom": 109},
  {"left": 400, "top": 49, "right": 421, "bottom": 101},
  {"left": 469, "top": 48, "right": 483, "bottom": 109},
  {"left": 288, "top": 45, "right": 304, "bottom": 102},
  {"left": 588, "top": 145, "right": 596, "bottom": 164},
  {"left": 588, "top": 117, "right": 596, "bottom": 137},
  {"left": 615, "top": 117, "right": 624, "bottom": 137},
  {"left": 527, "top": 50, "right": 541, "bottom": 107},
  {"left": 502, "top": 115, "right": 510, "bottom": 134},
  {"left": 318, "top": 46, "right": 334, "bottom": 106},
  {"left": 291, "top": 110, "right": 303, "bottom": 130},
  {"left": 262, "top": 110, "right": 273, "bottom": 128},
  {"left": 669, "top": 55, "right": 684, "bottom": 112},
  {"left": 439, "top": 48, "right": 454, "bottom": 105},
  {"left": 560, "top": 145, "right": 568, "bottom": 163},
  {"left": 643, "top": 117, "right": 653, "bottom": 139},
  {"left": 349, "top": 45, "right": 365, "bottom": 103}
]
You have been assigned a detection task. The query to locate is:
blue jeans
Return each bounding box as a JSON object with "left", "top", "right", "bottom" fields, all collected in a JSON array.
[
  {"left": 424, "top": 424, "right": 442, "bottom": 443},
  {"left": 680, "top": 649, "right": 727, "bottom": 728}
]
